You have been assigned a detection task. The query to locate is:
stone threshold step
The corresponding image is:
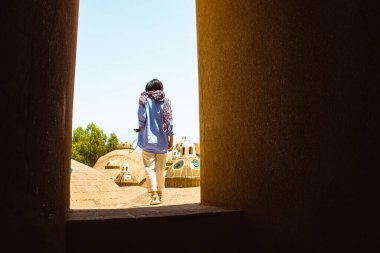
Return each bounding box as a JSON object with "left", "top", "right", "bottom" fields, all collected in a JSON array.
[
  {"left": 66, "top": 203, "right": 248, "bottom": 253},
  {"left": 67, "top": 203, "right": 242, "bottom": 221}
]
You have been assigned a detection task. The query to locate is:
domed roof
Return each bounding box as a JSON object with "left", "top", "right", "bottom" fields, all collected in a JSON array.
[
  {"left": 165, "top": 157, "right": 200, "bottom": 187},
  {"left": 114, "top": 163, "right": 144, "bottom": 186},
  {"left": 70, "top": 159, "right": 126, "bottom": 208},
  {"left": 93, "top": 149, "right": 145, "bottom": 184}
]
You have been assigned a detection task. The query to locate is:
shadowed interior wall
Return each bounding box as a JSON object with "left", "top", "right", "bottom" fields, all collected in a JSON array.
[
  {"left": 0, "top": 1, "right": 78, "bottom": 252},
  {"left": 197, "top": 0, "right": 377, "bottom": 252}
]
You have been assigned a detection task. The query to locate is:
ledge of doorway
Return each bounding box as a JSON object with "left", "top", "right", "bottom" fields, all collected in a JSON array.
[{"left": 66, "top": 203, "right": 242, "bottom": 221}]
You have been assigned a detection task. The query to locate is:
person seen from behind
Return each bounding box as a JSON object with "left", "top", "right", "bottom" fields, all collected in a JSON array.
[{"left": 136, "top": 79, "right": 174, "bottom": 205}]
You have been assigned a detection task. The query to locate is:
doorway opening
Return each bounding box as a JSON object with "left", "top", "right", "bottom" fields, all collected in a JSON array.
[{"left": 70, "top": 0, "right": 200, "bottom": 209}]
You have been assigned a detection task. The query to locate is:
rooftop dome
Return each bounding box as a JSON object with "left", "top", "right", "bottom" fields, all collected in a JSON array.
[
  {"left": 93, "top": 149, "right": 145, "bottom": 185},
  {"left": 116, "top": 141, "right": 134, "bottom": 150},
  {"left": 70, "top": 159, "right": 126, "bottom": 208},
  {"left": 165, "top": 157, "right": 200, "bottom": 187}
]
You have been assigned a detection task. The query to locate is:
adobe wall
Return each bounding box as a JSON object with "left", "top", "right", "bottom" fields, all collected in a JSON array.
[
  {"left": 197, "top": 0, "right": 377, "bottom": 252},
  {"left": 0, "top": 1, "right": 78, "bottom": 252}
]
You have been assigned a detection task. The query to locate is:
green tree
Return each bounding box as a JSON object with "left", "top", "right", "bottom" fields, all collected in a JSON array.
[
  {"left": 72, "top": 123, "right": 119, "bottom": 167},
  {"left": 107, "top": 133, "right": 119, "bottom": 153}
]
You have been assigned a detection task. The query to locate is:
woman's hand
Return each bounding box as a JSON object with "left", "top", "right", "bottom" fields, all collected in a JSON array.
[
  {"left": 134, "top": 126, "right": 143, "bottom": 132},
  {"left": 168, "top": 144, "right": 173, "bottom": 152}
]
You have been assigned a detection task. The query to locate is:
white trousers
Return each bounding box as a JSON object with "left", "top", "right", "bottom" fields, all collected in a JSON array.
[{"left": 142, "top": 150, "right": 167, "bottom": 192}]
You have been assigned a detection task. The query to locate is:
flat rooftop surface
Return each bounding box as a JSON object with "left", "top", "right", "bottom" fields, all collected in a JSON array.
[
  {"left": 70, "top": 159, "right": 200, "bottom": 209},
  {"left": 71, "top": 185, "right": 200, "bottom": 209}
]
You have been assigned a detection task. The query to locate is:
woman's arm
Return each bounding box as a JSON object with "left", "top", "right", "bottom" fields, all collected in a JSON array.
[
  {"left": 168, "top": 134, "right": 174, "bottom": 151},
  {"left": 137, "top": 104, "right": 146, "bottom": 129}
]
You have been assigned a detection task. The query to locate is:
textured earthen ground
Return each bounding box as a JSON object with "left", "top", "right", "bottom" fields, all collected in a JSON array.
[{"left": 70, "top": 160, "right": 200, "bottom": 209}]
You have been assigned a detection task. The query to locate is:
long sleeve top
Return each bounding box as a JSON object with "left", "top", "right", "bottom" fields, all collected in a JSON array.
[{"left": 137, "top": 97, "right": 174, "bottom": 154}]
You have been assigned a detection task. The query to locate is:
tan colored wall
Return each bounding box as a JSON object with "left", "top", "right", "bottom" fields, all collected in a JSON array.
[
  {"left": 1, "top": 1, "right": 377, "bottom": 252},
  {"left": 197, "top": 0, "right": 377, "bottom": 252},
  {"left": 0, "top": 1, "right": 78, "bottom": 252}
]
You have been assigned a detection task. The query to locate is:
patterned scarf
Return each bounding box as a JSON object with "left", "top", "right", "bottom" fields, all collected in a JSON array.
[{"left": 139, "top": 90, "right": 172, "bottom": 133}]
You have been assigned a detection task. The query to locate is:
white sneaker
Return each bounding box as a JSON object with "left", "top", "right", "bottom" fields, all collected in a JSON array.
[
  {"left": 158, "top": 193, "right": 164, "bottom": 203},
  {"left": 150, "top": 194, "right": 161, "bottom": 205}
]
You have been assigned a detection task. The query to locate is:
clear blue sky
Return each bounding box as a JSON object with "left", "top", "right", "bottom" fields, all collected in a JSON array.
[{"left": 73, "top": 0, "right": 199, "bottom": 146}]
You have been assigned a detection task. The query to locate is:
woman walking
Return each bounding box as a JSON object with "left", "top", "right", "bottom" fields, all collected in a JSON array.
[{"left": 137, "top": 79, "right": 174, "bottom": 205}]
